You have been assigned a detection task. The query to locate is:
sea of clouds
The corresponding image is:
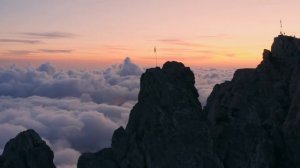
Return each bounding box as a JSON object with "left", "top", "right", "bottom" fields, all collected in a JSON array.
[{"left": 0, "top": 57, "right": 234, "bottom": 168}]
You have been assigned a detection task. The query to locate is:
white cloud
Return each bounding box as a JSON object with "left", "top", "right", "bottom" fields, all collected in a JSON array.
[
  {"left": 0, "top": 58, "right": 144, "bottom": 168},
  {"left": 54, "top": 148, "right": 81, "bottom": 168},
  {"left": 37, "top": 62, "right": 56, "bottom": 75},
  {"left": 0, "top": 57, "right": 142, "bottom": 105},
  {"left": 193, "top": 68, "right": 235, "bottom": 105},
  {"left": 118, "top": 57, "right": 143, "bottom": 76}
]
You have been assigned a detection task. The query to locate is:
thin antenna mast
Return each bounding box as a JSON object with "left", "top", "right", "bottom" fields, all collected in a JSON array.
[
  {"left": 154, "top": 46, "right": 157, "bottom": 67},
  {"left": 280, "top": 20, "right": 282, "bottom": 35}
]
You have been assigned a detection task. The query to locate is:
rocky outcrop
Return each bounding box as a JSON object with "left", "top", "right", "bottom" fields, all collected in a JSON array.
[
  {"left": 78, "top": 62, "right": 222, "bottom": 168},
  {"left": 206, "top": 35, "right": 300, "bottom": 168},
  {"left": 0, "top": 129, "right": 55, "bottom": 168},
  {"left": 78, "top": 35, "right": 300, "bottom": 168}
]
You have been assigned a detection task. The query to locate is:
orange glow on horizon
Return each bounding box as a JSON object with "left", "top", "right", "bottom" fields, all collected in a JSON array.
[{"left": 1, "top": 0, "right": 298, "bottom": 69}]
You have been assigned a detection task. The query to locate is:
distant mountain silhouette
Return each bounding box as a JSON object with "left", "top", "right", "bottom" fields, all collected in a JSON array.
[{"left": 2, "top": 35, "right": 300, "bottom": 168}]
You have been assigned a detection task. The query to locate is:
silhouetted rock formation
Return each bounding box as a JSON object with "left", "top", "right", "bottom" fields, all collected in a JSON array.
[
  {"left": 78, "top": 35, "right": 300, "bottom": 168},
  {"left": 0, "top": 129, "right": 55, "bottom": 168},
  {"left": 78, "top": 62, "right": 222, "bottom": 168},
  {"left": 206, "top": 35, "right": 300, "bottom": 168}
]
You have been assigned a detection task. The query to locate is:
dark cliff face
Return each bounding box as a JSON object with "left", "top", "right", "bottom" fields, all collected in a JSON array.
[
  {"left": 122, "top": 62, "right": 221, "bottom": 168},
  {"left": 0, "top": 129, "right": 55, "bottom": 168},
  {"left": 206, "top": 35, "right": 300, "bottom": 168},
  {"left": 78, "top": 61, "right": 222, "bottom": 168},
  {"left": 78, "top": 35, "right": 300, "bottom": 168}
]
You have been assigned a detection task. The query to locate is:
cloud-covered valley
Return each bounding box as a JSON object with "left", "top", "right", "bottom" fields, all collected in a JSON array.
[{"left": 0, "top": 58, "right": 234, "bottom": 168}]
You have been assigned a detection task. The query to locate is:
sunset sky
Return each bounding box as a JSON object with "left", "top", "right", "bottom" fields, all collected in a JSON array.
[{"left": 1, "top": 0, "right": 300, "bottom": 69}]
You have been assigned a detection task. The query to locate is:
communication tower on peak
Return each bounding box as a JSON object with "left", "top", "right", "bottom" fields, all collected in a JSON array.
[
  {"left": 154, "top": 46, "right": 157, "bottom": 67},
  {"left": 280, "top": 20, "right": 286, "bottom": 35},
  {"left": 280, "top": 20, "right": 283, "bottom": 35}
]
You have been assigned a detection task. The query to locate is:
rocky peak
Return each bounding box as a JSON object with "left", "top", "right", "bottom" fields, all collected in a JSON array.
[
  {"left": 128, "top": 61, "right": 202, "bottom": 133},
  {"left": 0, "top": 129, "right": 55, "bottom": 168},
  {"left": 2, "top": 129, "right": 43, "bottom": 155},
  {"left": 137, "top": 61, "right": 198, "bottom": 103},
  {"left": 78, "top": 61, "right": 221, "bottom": 168},
  {"left": 206, "top": 35, "right": 300, "bottom": 168},
  {"left": 260, "top": 35, "right": 300, "bottom": 79},
  {"left": 271, "top": 35, "right": 300, "bottom": 59}
]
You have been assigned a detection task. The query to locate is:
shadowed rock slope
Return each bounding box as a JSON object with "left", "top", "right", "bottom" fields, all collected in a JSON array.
[
  {"left": 78, "top": 35, "right": 300, "bottom": 168},
  {"left": 78, "top": 62, "right": 222, "bottom": 168},
  {"left": 0, "top": 129, "right": 55, "bottom": 168}
]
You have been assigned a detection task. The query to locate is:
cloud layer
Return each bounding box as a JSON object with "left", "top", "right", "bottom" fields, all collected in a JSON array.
[
  {"left": 0, "top": 39, "right": 42, "bottom": 44},
  {"left": 0, "top": 96, "right": 130, "bottom": 168},
  {"left": 0, "top": 58, "right": 234, "bottom": 168},
  {"left": 0, "top": 58, "right": 141, "bottom": 105},
  {"left": 20, "top": 32, "right": 76, "bottom": 39},
  {"left": 194, "top": 68, "right": 235, "bottom": 104},
  {"left": 0, "top": 57, "right": 142, "bottom": 168}
]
